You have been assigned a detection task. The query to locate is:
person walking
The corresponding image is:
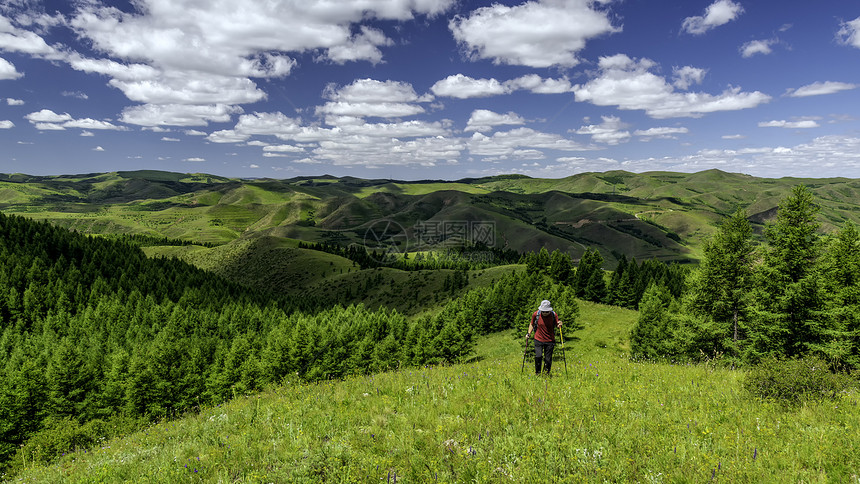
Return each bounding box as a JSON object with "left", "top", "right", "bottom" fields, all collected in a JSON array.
[{"left": 525, "top": 300, "right": 563, "bottom": 376}]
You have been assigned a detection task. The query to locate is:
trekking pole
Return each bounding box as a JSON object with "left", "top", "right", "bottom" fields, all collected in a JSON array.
[
  {"left": 521, "top": 335, "right": 529, "bottom": 373},
  {"left": 558, "top": 326, "right": 568, "bottom": 377}
]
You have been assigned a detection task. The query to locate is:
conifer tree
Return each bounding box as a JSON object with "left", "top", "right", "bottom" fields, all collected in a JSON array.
[
  {"left": 686, "top": 208, "right": 755, "bottom": 354},
  {"left": 751, "top": 185, "right": 825, "bottom": 359}
]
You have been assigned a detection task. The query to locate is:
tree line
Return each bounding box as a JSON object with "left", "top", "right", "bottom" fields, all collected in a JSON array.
[
  {"left": 0, "top": 212, "right": 576, "bottom": 470},
  {"left": 298, "top": 241, "right": 521, "bottom": 271},
  {"left": 520, "top": 246, "right": 688, "bottom": 309},
  {"left": 631, "top": 185, "right": 860, "bottom": 368}
]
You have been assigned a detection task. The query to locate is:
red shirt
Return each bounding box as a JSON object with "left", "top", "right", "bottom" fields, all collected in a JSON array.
[{"left": 531, "top": 311, "right": 557, "bottom": 343}]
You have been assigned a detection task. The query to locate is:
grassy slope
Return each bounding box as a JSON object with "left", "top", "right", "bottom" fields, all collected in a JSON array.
[
  {"left": 10, "top": 303, "right": 860, "bottom": 483},
  {"left": 144, "top": 237, "right": 522, "bottom": 314},
  {"left": 6, "top": 169, "right": 860, "bottom": 268}
]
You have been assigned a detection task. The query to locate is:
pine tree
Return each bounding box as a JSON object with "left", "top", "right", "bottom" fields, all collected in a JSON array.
[
  {"left": 686, "top": 208, "right": 755, "bottom": 354},
  {"left": 751, "top": 185, "right": 825, "bottom": 359}
]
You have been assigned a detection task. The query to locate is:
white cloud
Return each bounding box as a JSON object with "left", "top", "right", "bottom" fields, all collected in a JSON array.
[
  {"left": 0, "top": 57, "right": 23, "bottom": 79},
  {"left": 108, "top": 72, "right": 266, "bottom": 105},
  {"left": 316, "top": 79, "right": 432, "bottom": 119},
  {"left": 450, "top": 0, "right": 619, "bottom": 68},
  {"left": 324, "top": 78, "right": 429, "bottom": 103},
  {"left": 325, "top": 26, "right": 392, "bottom": 65},
  {"left": 59, "top": 0, "right": 455, "bottom": 125},
  {"left": 263, "top": 144, "right": 305, "bottom": 153},
  {"left": 681, "top": 0, "right": 744, "bottom": 35},
  {"left": 634, "top": 126, "right": 689, "bottom": 139},
  {"left": 25, "top": 109, "right": 73, "bottom": 124},
  {"left": 740, "top": 39, "right": 776, "bottom": 58},
  {"left": 505, "top": 74, "right": 573, "bottom": 94},
  {"left": 80, "top": 130, "right": 94, "bottom": 136},
  {"left": 184, "top": 129, "right": 207, "bottom": 136},
  {"left": 316, "top": 101, "right": 425, "bottom": 118},
  {"left": 468, "top": 127, "right": 593, "bottom": 157},
  {"left": 722, "top": 134, "right": 746, "bottom": 139},
  {"left": 24, "top": 109, "right": 128, "bottom": 131},
  {"left": 0, "top": 120, "right": 14, "bottom": 129},
  {"left": 93, "top": 146, "right": 105, "bottom": 151},
  {"left": 465, "top": 109, "right": 525, "bottom": 132},
  {"left": 786, "top": 81, "right": 857, "bottom": 98},
  {"left": 6, "top": 98, "right": 24, "bottom": 105},
  {"left": 575, "top": 116, "right": 631, "bottom": 145},
  {"left": 758, "top": 119, "right": 820, "bottom": 129},
  {"left": 628, "top": 135, "right": 860, "bottom": 178},
  {"left": 431, "top": 74, "right": 510, "bottom": 98},
  {"left": 572, "top": 54, "right": 770, "bottom": 118},
  {"left": 183, "top": 157, "right": 205, "bottom": 162},
  {"left": 0, "top": 14, "right": 61, "bottom": 57},
  {"left": 837, "top": 16, "right": 860, "bottom": 49},
  {"left": 672, "top": 66, "right": 707, "bottom": 90},
  {"left": 61, "top": 90, "right": 89, "bottom": 100},
  {"left": 161, "top": 137, "right": 180, "bottom": 142},
  {"left": 121, "top": 103, "right": 243, "bottom": 127}
]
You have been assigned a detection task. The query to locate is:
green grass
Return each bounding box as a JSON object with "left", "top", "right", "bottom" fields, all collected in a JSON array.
[
  {"left": 6, "top": 169, "right": 860, "bottom": 268},
  {"left": 8, "top": 303, "right": 860, "bottom": 483}
]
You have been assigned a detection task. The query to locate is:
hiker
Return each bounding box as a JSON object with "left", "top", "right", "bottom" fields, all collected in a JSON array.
[{"left": 525, "top": 300, "right": 563, "bottom": 375}]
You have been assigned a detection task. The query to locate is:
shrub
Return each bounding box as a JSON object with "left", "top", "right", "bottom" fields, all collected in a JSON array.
[{"left": 743, "top": 356, "right": 856, "bottom": 405}]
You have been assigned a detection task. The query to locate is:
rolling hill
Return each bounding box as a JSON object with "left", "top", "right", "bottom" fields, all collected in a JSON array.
[{"left": 3, "top": 169, "right": 860, "bottom": 270}]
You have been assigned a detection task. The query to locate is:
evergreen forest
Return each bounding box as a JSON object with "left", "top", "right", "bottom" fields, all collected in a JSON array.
[{"left": 1, "top": 180, "right": 859, "bottom": 478}]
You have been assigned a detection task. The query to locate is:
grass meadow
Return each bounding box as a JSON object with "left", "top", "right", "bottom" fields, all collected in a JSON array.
[{"left": 7, "top": 303, "right": 860, "bottom": 483}]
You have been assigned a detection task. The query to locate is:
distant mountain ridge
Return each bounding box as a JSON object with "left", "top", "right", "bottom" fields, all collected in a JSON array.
[{"left": 2, "top": 169, "right": 860, "bottom": 266}]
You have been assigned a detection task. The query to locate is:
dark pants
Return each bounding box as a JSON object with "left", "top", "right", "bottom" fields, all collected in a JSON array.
[{"left": 534, "top": 340, "right": 555, "bottom": 375}]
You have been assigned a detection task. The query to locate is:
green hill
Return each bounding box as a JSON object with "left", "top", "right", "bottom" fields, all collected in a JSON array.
[
  {"left": 4, "top": 169, "right": 860, "bottom": 269},
  {"left": 10, "top": 303, "right": 860, "bottom": 483}
]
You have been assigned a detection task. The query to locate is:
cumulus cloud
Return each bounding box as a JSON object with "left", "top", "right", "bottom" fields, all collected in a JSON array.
[
  {"left": 24, "top": 109, "right": 128, "bottom": 131},
  {"left": 120, "top": 103, "right": 243, "bottom": 127},
  {"left": 758, "top": 119, "right": 820, "bottom": 129},
  {"left": 672, "top": 66, "right": 707, "bottom": 90},
  {"left": 0, "top": 57, "right": 22, "bottom": 79},
  {"left": 317, "top": 78, "right": 431, "bottom": 118},
  {"left": 0, "top": 13, "right": 61, "bottom": 57},
  {"left": 634, "top": 126, "right": 689, "bottom": 140},
  {"left": 740, "top": 39, "right": 776, "bottom": 58},
  {"left": 575, "top": 116, "right": 631, "bottom": 145},
  {"left": 431, "top": 74, "right": 510, "bottom": 98},
  {"left": 325, "top": 26, "right": 392, "bottom": 65},
  {"left": 1, "top": 0, "right": 455, "bottom": 128},
  {"left": 0, "top": 120, "right": 14, "bottom": 129},
  {"left": 183, "top": 157, "right": 205, "bottom": 162},
  {"left": 6, "top": 98, "right": 24, "bottom": 105},
  {"left": 324, "top": 78, "right": 430, "bottom": 103},
  {"left": 785, "top": 81, "right": 857, "bottom": 97},
  {"left": 468, "top": 127, "right": 593, "bottom": 157},
  {"left": 431, "top": 73, "right": 573, "bottom": 99},
  {"left": 505, "top": 74, "right": 573, "bottom": 94},
  {"left": 263, "top": 144, "right": 305, "bottom": 153},
  {"left": 631, "top": 135, "right": 860, "bottom": 178},
  {"left": 572, "top": 54, "right": 770, "bottom": 118},
  {"left": 450, "top": 0, "right": 619, "bottom": 68},
  {"left": 837, "top": 16, "right": 860, "bottom": 49},
  {"left": 161, "top": 137, "right": 180, "bottom": 142},
  {"left": 682, "top": 0, "right": 744, "bottom": 35},
  {"left": 93, "top": 146, "right": 105, "bottom": 151},
  {"left": 465, "top": 109, "right": 525, "bottom": 132}
]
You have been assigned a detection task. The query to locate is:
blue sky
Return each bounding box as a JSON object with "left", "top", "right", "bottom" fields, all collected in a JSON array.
[{"left": 1, "top": 0, "right": 859, "bottom": 180}]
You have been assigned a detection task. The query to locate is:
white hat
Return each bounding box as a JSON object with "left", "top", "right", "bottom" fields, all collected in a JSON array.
[{"left": 538, "top": 300, "right": 552, "bottom": 312}]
